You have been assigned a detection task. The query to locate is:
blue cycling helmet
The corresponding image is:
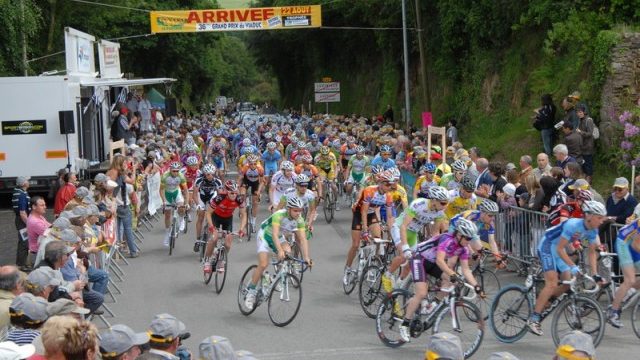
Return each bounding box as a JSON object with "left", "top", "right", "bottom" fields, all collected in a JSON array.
[{"left": 422, "top": 163, "right": 436, "bottom": 173}]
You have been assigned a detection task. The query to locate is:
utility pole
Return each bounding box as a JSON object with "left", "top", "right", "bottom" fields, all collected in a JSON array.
[
  {"left": 21, "top": 0, "right": 28, "bottom": 76},
  {"left": 414, "top": 0, "right": 430, "bottom": 111},
  {"left": 401, "top": 0, "right": 411, "bottom": 130}
]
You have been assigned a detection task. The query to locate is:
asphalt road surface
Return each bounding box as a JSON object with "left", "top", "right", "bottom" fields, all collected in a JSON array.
[{"left": 103, "top": 191, "right": 638, "bottom": 360}]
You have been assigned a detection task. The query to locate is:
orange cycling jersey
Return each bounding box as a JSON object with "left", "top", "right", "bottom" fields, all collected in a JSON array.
[
  {"left": 295, "top": 164, "right": 319, "bottom": 178},
  {"left": 340, "top": 143, "right": 356, "bottom": 160},
  {"left": 240, "top": 164, "right": 264, "bottom": 182},
  {"left": 355, "top": 185, "right": 394, "bottom": 214}
]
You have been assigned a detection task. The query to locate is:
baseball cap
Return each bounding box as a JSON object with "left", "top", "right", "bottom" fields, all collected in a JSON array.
[
  {"left": 424, "top": 332, "right": 464, "bottom": 360},
  {"left": 430, "top": 153, "right": 442, "bottom": 161},
  {"left": 568, "top": 179, "right": 590, "bottom": 190},
  {"left": 15, "top": 176, "right": 30, "bottom": 187},
  {"left": 106, "top": 180, "right": 119, "bottom": 189},
  {"left": 614, "top": 177, "right": 629, "bottom": 188},
  {"left": 556, "top": 330, "right": 595, "bottom": 359},
  {"left": 75, "top": 187, "right": 90, "bottom": 198},
  {"left": 99, "top": 324, "right": 149, "bottom": 357},
  {"left": 46, "top": 298, "right": 90, "bottom": 316},
  {"left": 505, "top": 163, "right": 516, "bottom": 171},
  {"left": 26, "top": 267, "right": 61, "bottom": 289},
  {"left": 87, "top": 204, "right": 100, "bottom": 216},
  {"left": 94, "top": 173, "right": 109, "bottom": 184},
  {"left": 82, "top": 196, "right": 94, "bottom": 205},
  {"left": 199, "top": 336, "right": 237, "bottom": 360},
  {"left": 0, "top": 342, "right": 36, "bottom": 360},
  {"left": 9, "top": 293, "right": 49, "bottom": 323},
  {"left": 502, "top": 183, "right": 516, "bottom": 197},
  {"left": 148, "top": 314, "right": 187, "bottom": 343},
  {"left": 235, "top": 350, "right": 258, "bottom": 360},
  {"left": 51, "top": 217, "right": 71, "bottom": 231},
  {"left": 59, "top": 210, "right": 75, "bottom": 219},
  {"left": 71, "top": 206, "right": 88, "bottom": 218},
  {"left": 488, "top": 352, "right": 520, "bottom": 360},
  {"left": 60, "top": 229, "right": 80, "bottom": 244}
]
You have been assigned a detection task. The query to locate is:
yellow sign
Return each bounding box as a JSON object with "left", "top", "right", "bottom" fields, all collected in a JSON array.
[
  {"left": 150, "top": 5, "right": 322, "bottom": 33},
  {"left": 322, "top": 77, "right": 332, "bottom": 83}
]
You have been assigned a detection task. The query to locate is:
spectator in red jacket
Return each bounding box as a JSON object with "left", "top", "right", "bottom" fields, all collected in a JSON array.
[{"left": 53, "top": 172, "right": 77, "bottom": 217}]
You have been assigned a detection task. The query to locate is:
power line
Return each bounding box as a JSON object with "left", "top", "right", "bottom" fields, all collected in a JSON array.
[
  {"left": 67, "top": 0, "right": 150, "bottom": 13},
  {"left": 26, "top": 50, "right": 65, "bottom": 63},
  {"left": 321, "top": 26, "right": 421, "bottom": 31},
  {"left": 105, "top": 33, "right": 154, "bottom": 41}
]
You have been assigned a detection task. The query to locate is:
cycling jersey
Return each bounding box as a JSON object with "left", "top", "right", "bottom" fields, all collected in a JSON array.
[
  {"left": 280, "top": 187, "right": 316, "bottom": 208},
  {"left": 240, "top": 164, "right": 264, "bottom": 183},
  {"left": 340, "top": 144, "right": 357, "bottom": 160},
  {"left": 294, "top": 164, "right": 319, "bottom": 179},
  {"left": 616, "top": 221, "right": 640, "bottom": 269},
  {"left": 271, "top": 171, "right": 295, "bottom": 193},
  {"left": 448, "top": 210, "right": 494, "bottom": 241},
  {"left": 262, "top": 150, "right": 282, "bottom": 168},
  {"left": 439, "top": 173, "right": 462, "bottom": 191},
  {"left": 348, "top": 155, "right": 369, "bottom": 174},
  {"left": 194, "top": 175, "right": 222, "bottom": 203},
  {"left": 355, "top": 185, "right": 394, "bottom": 214},
  {"left": 537, "top": 218, "right": 599, "bottom": 273},
  {"left": 209, "top": 192, "right": 246, "bottom": 218},
  {"left": 314, "top": 153, "right": 338, "bottom": 171},
  {"left": 180, "top": 167, "right": 200, "bottom": 190},
  {"left": 290, "top": 149, "right": 311, "bottom": 162},
  {"left": 210, "top": 152, "right": 225, "bottom": 169},
  {"left": 161, "top": 172, "right": 186, "bottom": 193},
  {"left": 444, "top": 191, "right": 479, "bottom": 219},
  {"left": 370, "top": 155, "right": 396, "bottom": 170},
  {"left": 417, "top": 233, "right": 470, "bottom": 263},
  {"left": 389, "top": 185, "right": 408, "bottom": 207},
  {"left": 546, "top": 202, "right": 583, "bottom": 227},
  {"left": 259, "top": 209, "right": 305, "bottom": 251},
  {"left": 394, "top": 198, "right": 443, "bottom": 232}
]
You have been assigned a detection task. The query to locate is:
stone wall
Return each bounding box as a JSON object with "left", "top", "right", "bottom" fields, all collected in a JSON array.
[{"left": 599, "top": 32, "right": 640, "bottom": 148}]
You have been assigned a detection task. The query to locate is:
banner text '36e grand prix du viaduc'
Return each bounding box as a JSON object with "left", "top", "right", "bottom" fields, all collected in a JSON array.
[{"left": 150, "top": 5, "right": 321, "bottom": 33}]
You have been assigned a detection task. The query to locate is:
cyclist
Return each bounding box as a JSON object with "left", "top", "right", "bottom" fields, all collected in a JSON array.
[
  {"left": 383, "top": 186, "right": 450, "bottom": 294},
  {"left": 340, "top": 136, "right": 358, "bottom": 184},
  {"left": 193, "top": 164, "right": 223, "bottom": 252},
  {"left": 413, "top": 163, "right": 441, "bottom": 200},
  {"left": 371, "top": 145, "right": 396, "bottom": 170},
  {"left": 181, "top": 142, "right": 202, "bottom": 166},
  {"left": 344, "top": 171, "right": 395, "bottom": 286},
  {"left": 160, "top": 161, "right": 190, "bottom": 246},
  {"left": 443, "top": 177, "right": 479, "bottom": 219},
  {"left": 546, "top": 189, "right": 592, "bottom": 227},
  {"left": 307, "top": 134, "right": 322, "bottom": 157},
  {"left": 314, "top": 146, "right": 339, "bottom": 208},
  {"left": 269, "top": 161, "right": 296, "bottom": 212},
  {"left": 243, "top": 197, "right": 312, "bottom": 309},
  {"left": 290, "top": 141, "right": 311, "bottom": 163},
  {"left": 208, "top": 144, "right": 227, "bottom": 178},
  {"left": 387, "top": 167, "right": 408, "bottom": 214},
  {"left": 181, "top": 156, "right": 201, "bottom": 212},
  {"left": 238, "top": 154, "right": 263, "bottom": 228},
  {"left": 527, "top": 200, "right": 607, "bottom": 336},
  {"left": 439, "top": 160, "right": 467, "bottom": 191},
  {"left": 203, "top": 180, "right": 247, "bottom": 274},
  {"left": 295, "top": 154, "right": 320, "bottom": 194},
  {"left": 261, "top": 142, "right": 282, "bottom": 186},
  {"left": 277, "top": 174, "right": 317, "bottom": 232},
  {"left": 448, "top": 199, "right": 502, "bottom": 257},
  {"left": 608, "top": 215, "right": 640, "bottom": 327},
  {"left": 399, "top": 218, "right": 482, "bottom": 342},
  {"left": 344, "top": 146, "right": 370, "bottom": 200}
]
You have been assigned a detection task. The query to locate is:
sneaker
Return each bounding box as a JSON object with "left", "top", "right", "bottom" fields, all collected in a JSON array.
[
  {"left": 527, "top": 319, "right": 543, "bottom": 336},
  {"left": 381, "top": 273, "right": 394, "bottom": 293},
  {"left": 244, "top": 288, "right": 257, "bottom": 309},
  {"left": 179, "top": 219, "right": 186, "bottom": 232},
  {"left": 193, "top": 241, "right": 200, "bottom": 253},
  {"left": 399, "top": 324, "right": 410, "bottom": 342},
  {"left": 217, "top": 260, "right": 226, "bottom": 272},
  {"left": 187, "top": 213, "right": 193, "bottom": 222},
  {"left": 342, "top": 268, "right": 352, "bottom": 286},
  {"left": 607, "top": 308, "right": 623, "bottom": 328},
  {"left": 163, "top": 232, "right": 171, "bottom": 247},
  {"left": 203, "top": 262, "right": 213, "bottom": 274}
]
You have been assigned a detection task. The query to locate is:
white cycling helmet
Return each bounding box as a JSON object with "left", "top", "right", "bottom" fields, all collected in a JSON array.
[
  {"left": 582, "top": 200, "right": 607, "bottom": 216},
  {"left": 478, "top": 199, "right": 499, "bottom": 215},
  {"left": 169, "top": 161, "right": 182, "bottom": 170},
  {"left": 242, "top": 138, "right": 252, "bottom": 146},
  {"left": 456, "top": 218, "right": 478, "bottom": 239},
  {"left": 295, "top": 174, "right": 310, "bottom": 185},
  {"left": 377, "top": 170, "right": 395, "bottom": 183},
  {"left": 286, "top": 196, "right": 305, "bottom": 209},
  {"left": 428, "top": 186, "right": 449, "bottom": 202},
  {"left": 267, "top": 142, "right": 277, "bottom": 150},
  {"left": 281, "top": 161, "right": 294, "bottom": 171},
  {"left": 186, "top": 156, "right": 199, "bottom": 166},
  {"left": 452, "top": 159, "right": 468, "bottom": 172},
  {"left": 388, "top": 167, "right": 401, "bottom": 181},
  {"left": 202, "top": 164, "right": 217, "bottom": 174}
]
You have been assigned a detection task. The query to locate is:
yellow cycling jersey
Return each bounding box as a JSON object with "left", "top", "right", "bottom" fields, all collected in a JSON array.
[
  {"left": 390, "top": 184, "right": 408, "bottom": 207},
  {"left": 314, "top": 153, "right": 338, "bottom": 170},
  {"left": 444, "top": 194, "right": 480, "bottom": 219},
  {"left": 414, "top": 175, "right": 441, "bottom": 193}
]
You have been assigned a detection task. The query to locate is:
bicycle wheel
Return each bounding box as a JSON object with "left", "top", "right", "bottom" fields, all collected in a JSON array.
[
  {"left": 433, "top": 298, "right": 484, "bottom": 358},
  {"left": 375, "top": 289, "right": 410, "bottom": 348},
  {"left": 237, "top": 265, "right": 259, "bottom": 315},
  {"left": 359, "top": 264, "right": 384, "bottom": 319},
  {"left": 203, "top": 256, "right": 214, "bottom": 285},
  {"left": 489, "top": 285, "right": 531, "bottom": 343},
  {"left": 471, "top": 268, "right": 501, "bottom": 321},
  {"left": 169, "top": 223, "right": 176, "bottom": 256},
  {"left": 199, "top": 231, "right": 207, "bottom": 262},
  {"left": 267, "top": 273, "right": 302, "bottom": 327},
  {"left": 343, "top": 268, "right": 357, "bottom": 295},
  {"left": 289, "top": 242, "right": 304, "bottom": 285},
  {"left": 214, "top": 248, "right": 227, "bottom": 294},
  {"left": 632, "top": 299, "right": 640, "bottom": 339},
  {"left": 323, "top": 192, "right": 333, "bottom": 223},
  {"left": 182, "top": 213, "right": 189, "bottom": 234},
  {"left": 551, "top": 295, "right": 605, "bottom": 347}
]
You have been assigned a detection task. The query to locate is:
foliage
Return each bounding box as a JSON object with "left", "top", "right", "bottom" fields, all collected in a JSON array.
[
  {"left": 616, "top": 104, "right": 640, "bottom": 169},
  {"left": 0, "top": 0, "right": 41, "bottom": 76}
]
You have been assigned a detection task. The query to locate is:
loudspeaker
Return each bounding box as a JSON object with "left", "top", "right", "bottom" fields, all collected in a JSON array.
[
  {"left": 165, "top": 99, "right": 177, "bottom": 116},
  {"left": 58, "top": 110, "right": 75, "bottom": 134}
]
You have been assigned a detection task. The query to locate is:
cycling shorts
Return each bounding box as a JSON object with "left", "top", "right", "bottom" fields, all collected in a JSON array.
[
  {"left": 165, "top": 190, "right": 184, "bottom": 205},
  {"left": 391, "top": 225, "right": 418, "bottom": 249},
  {"left": 410, "top": 258, "right": 442, "bottom": 283},
  {"left": 351, "top": 211, "right": 379, "bottom": 231},
  {"left": 318, "top": 167, "right": 336, "bottom": 181},
  {"left": 341, "top": 158, "right": 349, "bottom": 169},
  {"left": 347, "top": 173, "right": 365, "bottom": 185},
  {"left": 256, "top": 228, "right": 286, "bottom": 254},
  {"left": 212, "top": 158, "right": 225, "bottom": 170},
  {"left": 538, "top": 241, "right": 570, "bottom": 273},
  {"left": 242, "top": 178, "right": 260, "bottom": 195},
  {"left": 379, "top": 205, "right": 397, "bottom": 222},
  {"left": 616, "top": 238, "right": 640, "bottom": 270},
  {"left": 212, "top": 213, "right": 233, "bottom": 232},
  {"left": 264, "top": 164, "right": 278, "bottom": 176}
]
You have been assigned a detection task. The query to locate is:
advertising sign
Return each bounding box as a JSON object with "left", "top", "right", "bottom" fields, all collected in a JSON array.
[
  {"left": 64, "top": 27, "right": 96, "bottom": 77},
  {"left": 314, "top": 82, "right": 340, "bottom": 92},
  {"left": 150, "top": 5, "right": 322, "bottom": 33},
  {"left": 422, "top": 112, "right": 433, "bottom": 127},
  {"left": 98, "top": 40, "right": 122, "bottom": 79},
  {"left": 315, "top": 92, "right": 340, "bottom": 103},
  {"left": 1, "top": 120, "right": 47, "bottom": 135}
]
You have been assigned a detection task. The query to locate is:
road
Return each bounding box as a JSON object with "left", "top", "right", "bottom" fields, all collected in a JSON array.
[{"left": 98, "top": 194, "right": 635, "bottom": 360}]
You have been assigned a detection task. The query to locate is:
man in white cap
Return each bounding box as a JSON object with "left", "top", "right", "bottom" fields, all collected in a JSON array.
[
  {"left": 0, "top": 341, "right": 35, "bottom": 360},
  {"left": 99, "top": 324, "right": 149, "bottom": 360},
  {"left": 12, "top": 176, "right": 31, "bottom": 270},
  {"left": 424, "top": 332, "right": 463, "bottom": 360}
]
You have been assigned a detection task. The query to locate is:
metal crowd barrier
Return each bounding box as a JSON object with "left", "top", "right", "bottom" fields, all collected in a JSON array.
[{"left": 495, "top": 206, "right": 549, "bottom": 258}]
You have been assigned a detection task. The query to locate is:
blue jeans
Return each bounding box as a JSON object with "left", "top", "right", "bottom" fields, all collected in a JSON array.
[
  {"left": 82, "top": 288, "right": 104, "bottom": 314},
  {"left": 117, "top": 206, "right": 138, "bottom": 255},
  {"left": 88, "top": 266, "right": 109, "bottom": 294},
  {"left": 541, "top": 129, "right": 554, "bottom": 156}
]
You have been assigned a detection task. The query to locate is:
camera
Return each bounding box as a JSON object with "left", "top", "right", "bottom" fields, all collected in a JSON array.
[{"left": 554, "top": 120, "right": 565, "bottom": 130}]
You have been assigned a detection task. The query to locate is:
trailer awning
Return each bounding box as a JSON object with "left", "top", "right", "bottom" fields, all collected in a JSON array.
[{"left": 79, "top": 77, "right": 176, "bottom": 87}]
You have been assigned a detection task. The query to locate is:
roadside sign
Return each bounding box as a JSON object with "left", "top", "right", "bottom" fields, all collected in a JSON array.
[
  {"left": 315, "top": 92, "right": 340, "bottom": 103},
  {"left": 322, "top": 77, "right": 332, "bottom": 83},
  {"left": 314, "top": 82, "right": 340, "bottom": 92}
]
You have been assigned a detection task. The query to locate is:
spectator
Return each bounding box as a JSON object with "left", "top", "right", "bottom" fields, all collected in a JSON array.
[
  {"left": 424, "top": 332, "right": 463, "bottom": 360},
  {"left": 25, "top": 268, "right": 59, "bottom": 301},
  {"left": 1, "top": 266, "right": 24, "bottom": 340},
  {"left": 12, "top": 176, "right": 31, "bottom": 270},
  {"left": 59, "top": 232, "right": 104, "bottom": 315},
  {"left": 0, "top": 341, "right": 35, "bottom": 360},
  {"left": 561, "top": 122, "right": 582, "bottom": 162},
  {"left": 54, "top": 172, "right": 77, "bottom": 217},
  {"left": 519, "top": 155, "right": 533, "bottom": 184},
  {"left": 533, "top": 153, "right": 552, "bottom": 181},
  {"left": 40, "top": 316, "right": 99, "bottom": 360},
  {"left": 474, "top": 158, "right": 491, "bottom": 194},
  {"left": 535, "top": 94, "right": 556, "bottom": 156},
  {"left": 138, "top": 93, "right": 153, "bottom": 132},
  {"left": 553, "top": 144, "right": 576, "bottom": 170},
  {"left": 539, "top": 176, "right": 561, "bottom": 212},
  {"left": 488, "top": 352, "right": 520, "bottom": 360},
  {"left": 561, "top": 96, "right": 579, "bottom": 130},
  {"left": 46, "top": 298, "right": 90, "bottom": 320},
  {"left": 198, "top": 336, "right": 256, "bottom": 360},
  {"left": 559, "top": 162, "right": 583, "bottom": 196},
  {"left": 382, "top": 104, "right": 393, "bottom": 123},
  {"left": 575, "top": 103, "right": 595, "bottom": 183},
  {"left": 48, "top": 169, "right": 67, "bottom": 204},
  {"left": 555, "top": 330, "right": 595, "bottom": 360},
  {"left": 26, "top": 197, "right": 51, "bottom": 268},
  {"left": 606, "top": 177, "right": 637, "bottom": 225},
  {"left": 487, "top": 162, "right": 506, "bottom": 203},
  {"left": 7, "top": 293, "right": 49, "bottom": 345},
  {"left": 63, "top": 187, "right": 90, "bottom": 212},
  {"left": 137, "top": 313, "right": 189, "bottom": 360},
  {"left": 37, "top": 241, "right": 84, "bottom": 306},
  {"left": 447, "top": 119, "right": 458, "bottom": 145},
  {"left": 568, "top": 178, "right": 604, "bottom": 205},
  {"left": 33, "top": 217, "right": 71, "bottom": 269},
  {"left": 126, "top": 93, "right": 139, "bottom": 114},
  {"left": 99, "top": 324, "right": 149, "bottom": 360},
  {"left": 522, "top": 174, "right": 542, "bottom": 211}
]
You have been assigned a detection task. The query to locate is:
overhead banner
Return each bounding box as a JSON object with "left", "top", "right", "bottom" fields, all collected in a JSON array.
[{"left": 150, "top": 5, "right": 322, "bottom": 33}]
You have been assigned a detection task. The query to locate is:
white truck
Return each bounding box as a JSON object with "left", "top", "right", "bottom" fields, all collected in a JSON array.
[{"left": 0, "top": 75, "right": 174, "bottom": 194}]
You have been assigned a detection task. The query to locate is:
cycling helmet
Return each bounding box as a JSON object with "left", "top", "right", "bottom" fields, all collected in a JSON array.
[
  {"left": 267, "top": 142, "right": 277, "bottom": 150},
  {"left": 264, "top": 132, "right": 273, "bottom": 139},
  {"left": 461, "top": 177, "right": 476, "bottom": 192},
  {"left": 191, "top": 130, "right": 200, "bottom": 137},
  {"left": 421, "top": 163, "right": 436, "bottom": 173},
  {"left": 478, "top": 199, "right": 499, "bottom": 215},
  {"left": 286, "top": 196, "right": 305, "bottom": 209},
  {"left": 320, "top": 146, "right": 330, "bottom": 155},
  {"left": 389, "top": 167, "right": 401, "bottom": 181},
  {"left": 301, "top": 154, "right": 313, "bottom": 163},
  {"left": 380, "top": 145, "right": 392, "bottom": 154},
  {"left": 371, "top": 165, "right": 384, "bottom": 175},
  {"left": 310, "top": 134, "right": 318, "bottom": 140},
  {"left": 275, "top": 135, "right": 282, "bottom": 142},
  {"left": 281, "top": 161, "right": 294, "bottom": 171},
  {"left": 202, "top": 164, "right": 217, "bottom": 174},
  {"left": 295, "top": 174, "right": 310, "bottom": 185},
  {"left": 169, "top": 161, "right": 182, "bottom": 170},
  {"left": 185, "top": 143, "right": 197, "bottom": 152},
  {"left": 377, "top": 170, "right": 395, "bottom": 183},
  {"left": 576, "top": 189, "right": 593, "bottom": 202},
  {"left": 355, "top": 146, "right": 365, "bottom": 154},
  {"left": 456, "top": 218, "right": 478, "bottom": 239},
  {"left": 212, "top": 144, "right": 222, "bottom": 152},
  {"left": 242, "top": 138, "right": 252, "bottom": 146},
  {"left": 339, "top": 132, "right": 347, "bottom": 139},
  {"left": 428, "top": 186, "right": 449, "bottom": 202},
  {"left": 346, "top": 136, "right": 356, "bottom": 143},
  {"left": 297, "top": 141, "right": 307, "bottom": 149},
  {"left": 224, "top": 180, "right": 238, "bottom": 192},
  {"left": 332, "top": 139, "right": 341, "bottom": 148},
  {"left": 247, "top": 154, "right": 259, "bottom": 164},
  {"left": 186, "top": 156, "right": 199, "bottom": 166},
  {"left": 452, "top": 160, "right": 468, "bottom": 172},
  {"left": 582, "top": 200, "right": 606, "bottom": 216}
]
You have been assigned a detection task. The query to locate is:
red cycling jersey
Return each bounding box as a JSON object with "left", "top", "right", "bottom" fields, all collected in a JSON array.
[
  {"left": 547, "top": 201, "right": 584, "bottom": 227},
  {"left": 209, "top": 192, "right": 246, "bottom": 218}
]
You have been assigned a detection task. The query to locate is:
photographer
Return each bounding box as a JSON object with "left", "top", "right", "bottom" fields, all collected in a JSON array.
[{"left": 533, "top": 94, "right": 556, "bottom": 156}]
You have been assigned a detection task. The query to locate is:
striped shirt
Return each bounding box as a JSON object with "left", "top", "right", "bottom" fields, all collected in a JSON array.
[{"left": 7, "top": 328, "right": 40, "bottom": 345}]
